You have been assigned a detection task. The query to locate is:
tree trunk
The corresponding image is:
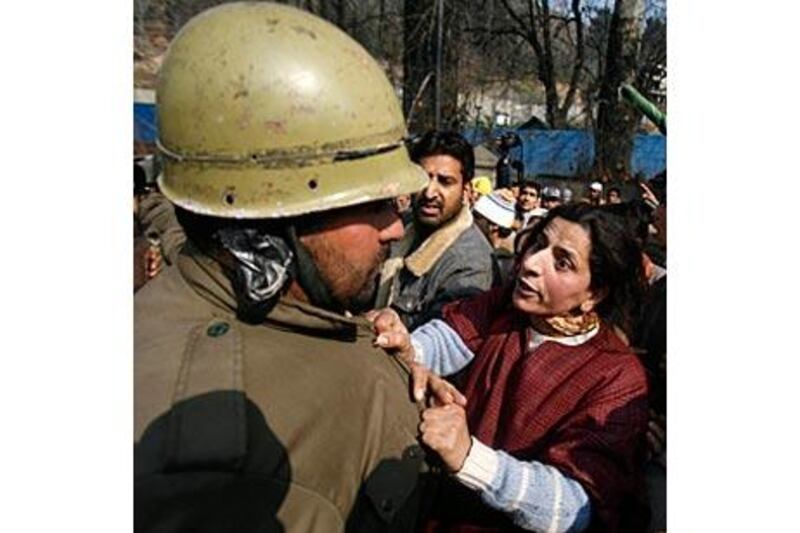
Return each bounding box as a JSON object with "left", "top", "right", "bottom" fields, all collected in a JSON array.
[
  {"left": 403, "top": 0, "right": 460, "bottom": 133},
  {"left": 593, "top": 0, "right": 645, "bottom": 181},
  {"left": 498, "top": 0, "right": 584, "bottom": 130}
]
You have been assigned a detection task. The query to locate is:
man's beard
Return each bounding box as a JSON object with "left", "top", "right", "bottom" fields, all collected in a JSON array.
[
  {"left": 342, "top": 244, "right": 389, "bottom": 313},
  {"left": 315, "top": 242, "right": 389, "bottom": 315},
  {"left": 345, "top": 267, "right": 382, "bottom": 314},
  {"left": 414, "top": 196, "right": 454, "bottom": 230}
]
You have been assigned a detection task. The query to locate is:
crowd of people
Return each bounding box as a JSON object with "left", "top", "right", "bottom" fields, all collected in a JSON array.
[{"left": 133, "top": 3, "right": 666, "bottom": 532}]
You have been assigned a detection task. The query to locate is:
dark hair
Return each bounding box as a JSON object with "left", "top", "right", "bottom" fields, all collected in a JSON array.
[
  {"left": 409, "top": 130, "right": 475, "bottom": 183},
  {"left": 607, "top": 187, "right": 621, "bottom": 197},
  {"left": 516, "top": 203, "right": 646, "bottom": 336},
  {"left": 520, "top": 180, "right": 541, "bottom": 195},
  {"left": 602, "top": 200, "right": 655, "bottom": 249}
]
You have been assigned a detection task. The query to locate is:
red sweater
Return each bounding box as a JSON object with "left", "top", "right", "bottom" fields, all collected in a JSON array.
[{"left": 425, "top": 287, "right": 650, "bottom": 533}]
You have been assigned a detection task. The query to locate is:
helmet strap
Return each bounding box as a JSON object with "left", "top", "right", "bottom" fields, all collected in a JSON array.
[{"left": 285, "top": 225, "right": 341, "bottom": 314}]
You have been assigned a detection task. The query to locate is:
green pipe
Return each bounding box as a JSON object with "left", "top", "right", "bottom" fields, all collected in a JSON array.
[{"left": 621, "top": 83, "right": 666, "bottom": 135}]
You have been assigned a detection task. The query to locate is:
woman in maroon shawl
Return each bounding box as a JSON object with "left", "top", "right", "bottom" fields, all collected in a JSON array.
[{"left": 372, "top": 204, "right": 650, "bottom": 532}]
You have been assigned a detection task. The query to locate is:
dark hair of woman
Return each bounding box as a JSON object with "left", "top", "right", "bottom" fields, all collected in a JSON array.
[{"left": 514, "top": 203, "right": 646, "bottom": 336}]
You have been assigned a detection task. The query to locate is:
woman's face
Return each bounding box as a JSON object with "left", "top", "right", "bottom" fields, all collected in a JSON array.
[{"left": 513, "top": 217, "right": 602, "bottom": 317}]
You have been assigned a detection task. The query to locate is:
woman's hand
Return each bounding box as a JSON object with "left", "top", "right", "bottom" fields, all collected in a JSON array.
[
  {"left": 419, "top": 402, "right": 472, "bottom": 473},
  {"left": 367, "top": 308, "right": 416, "bottom": 366},
  {"left": 410, "top": 363, "right": 467, "bottom": 406}
]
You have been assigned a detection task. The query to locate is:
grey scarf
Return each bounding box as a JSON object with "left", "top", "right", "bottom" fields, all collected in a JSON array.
[{"left": 215, "top": 227, "right": 294, "bottom": 324}]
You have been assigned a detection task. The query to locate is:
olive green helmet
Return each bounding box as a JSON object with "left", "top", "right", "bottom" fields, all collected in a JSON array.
[{"left": 156, "top": 2, "right": 427, "bottom": 219}]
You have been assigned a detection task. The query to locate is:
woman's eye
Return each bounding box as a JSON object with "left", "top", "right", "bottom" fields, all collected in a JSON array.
[{"left": 556, "top": 257, "right": 572, "bottom": 270}]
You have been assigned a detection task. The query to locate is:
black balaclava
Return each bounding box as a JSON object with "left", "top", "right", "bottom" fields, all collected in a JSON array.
[
  {"left": 213, "top": 223, "right": 341, "bottom": 324},
  {"left": 214, "top": 227, "right": 294, "bottom": 324}
]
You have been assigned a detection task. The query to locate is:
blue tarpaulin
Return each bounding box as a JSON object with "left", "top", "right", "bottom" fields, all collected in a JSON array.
[
  {"left": 464, "top": 128, "right": 666, "bottom": 179},
  {"left": 133, "top": 99, "right": 665, "bottom": 178},
  {"left": 134, "top": 89, "right": 157, "bottom": 144},
  {"left": 134, "top": 102, "right": 158, "bottom": 143}
]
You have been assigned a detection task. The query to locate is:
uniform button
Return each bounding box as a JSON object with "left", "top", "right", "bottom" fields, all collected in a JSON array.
[
  {"left": 207, "top": 321, "right": 230, "bottom": 337},
  {"left": 405, "top": 446, "right": 421, "bottom": 459}
]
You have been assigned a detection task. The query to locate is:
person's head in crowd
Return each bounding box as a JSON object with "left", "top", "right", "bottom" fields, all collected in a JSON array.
[
  {"left": 524, "top": 207, "right": 549, "bottom": 229},
  {"left": 513, "top": 203, "right": 646, "bottom": 336},
  {"left": 470, "top": 176, "right": 493, "bottom": 206},
  {"left": 607, "top": 187, "right": 622, "bottom": 204},
  {"left": 517, "top": 180, "right": 541, "bottom": 213},
  {"left": 394, "top": 194, "right": 412, "bottom": 213},
  {"left": 603, "top": 192, "right": 666, "bottom": 275},
  {"left": 541, "top": 185, "right": 562, "bottom": 210},
  {"left": 561, "top": 187, "right": 574, "bottom": 205},
  {"left": 410, "top": 130, "right": 474, "bottom": 233},
  {"left": 588, "top": 181, "right": 604, "bottom": 205},
  {"left": 473, "top": 190, "right": 516, "bottom": 247}
]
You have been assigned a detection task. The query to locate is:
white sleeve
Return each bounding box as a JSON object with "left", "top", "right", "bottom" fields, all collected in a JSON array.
[
  {"left": 410, "top": 319, "right": 476, "bottom": 376},
  {"left": 454, "top": 437, "right": 592, "bottom": 532}
]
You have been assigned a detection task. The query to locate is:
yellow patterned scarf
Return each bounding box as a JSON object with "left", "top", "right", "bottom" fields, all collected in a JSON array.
[{"left": 536, "top": 310, "right": 600, "bottom": 337}]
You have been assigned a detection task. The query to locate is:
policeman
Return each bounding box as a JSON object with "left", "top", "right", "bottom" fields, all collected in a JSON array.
[{"left": 135, "top": 3, "right": 429, "bottom": 531}]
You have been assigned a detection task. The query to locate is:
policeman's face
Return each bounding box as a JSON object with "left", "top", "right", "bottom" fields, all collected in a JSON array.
[
  {"left": 414, "top": 155, "right": 467, "bottom": 228},
  {"left": 299, "top": 199, "right": 403, "bottom": 313}
]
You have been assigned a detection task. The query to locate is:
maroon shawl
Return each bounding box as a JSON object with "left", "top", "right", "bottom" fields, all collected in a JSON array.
[{"left": 424, "top": 287, "right": 650, "bottom": 532}]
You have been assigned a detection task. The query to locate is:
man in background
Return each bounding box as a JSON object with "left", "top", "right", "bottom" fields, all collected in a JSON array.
[
  {"left": 540, "top": 185, "right": 563, "bottom": 210},
  {"left": 473, "top": 189, "right": 518, "bottom": 286},
  {"left": 375, "top": 130, "right": 494, "bottom": 330},
  {"left": 607, "top": 186, "right": 623, "bottom": 204},
  {"left": 515, "top": 180, "right": 541, "bottom": 228},
  {"left": 587, "top": 181, "right": 605, "bottom": 205}
]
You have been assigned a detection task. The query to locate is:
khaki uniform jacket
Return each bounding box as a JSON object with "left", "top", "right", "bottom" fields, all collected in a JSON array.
[
  {"left": 137, "top": 191, "right": 186, "bottom": 265},
  {"left": 135, "top": 244, "right": 427, "bottom": 532}
]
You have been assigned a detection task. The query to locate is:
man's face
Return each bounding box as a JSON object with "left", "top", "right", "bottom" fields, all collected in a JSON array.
[
  {"left": 468, "top": 184, "right": 481, "bottom": 206},
  {"left": 607, "top": 190, "right": 621, "bottom": 204},
  {"left": 542, "top": 197, "right": 561, "bottom": 210},
  {"left": 414, "top": 155, "right": 466, "bottom": 228},
  {"left": 299, "top": 199, "right": 404, "bottom": 313},
  {"left": 589, "top": 189, "right": 602, "bottom": 200},
  {"left": 517, "top": 186, "right": 540, "bottom": 212},
  {"left": 394, "top": 194, "right": 412, "bottom": 213}
]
